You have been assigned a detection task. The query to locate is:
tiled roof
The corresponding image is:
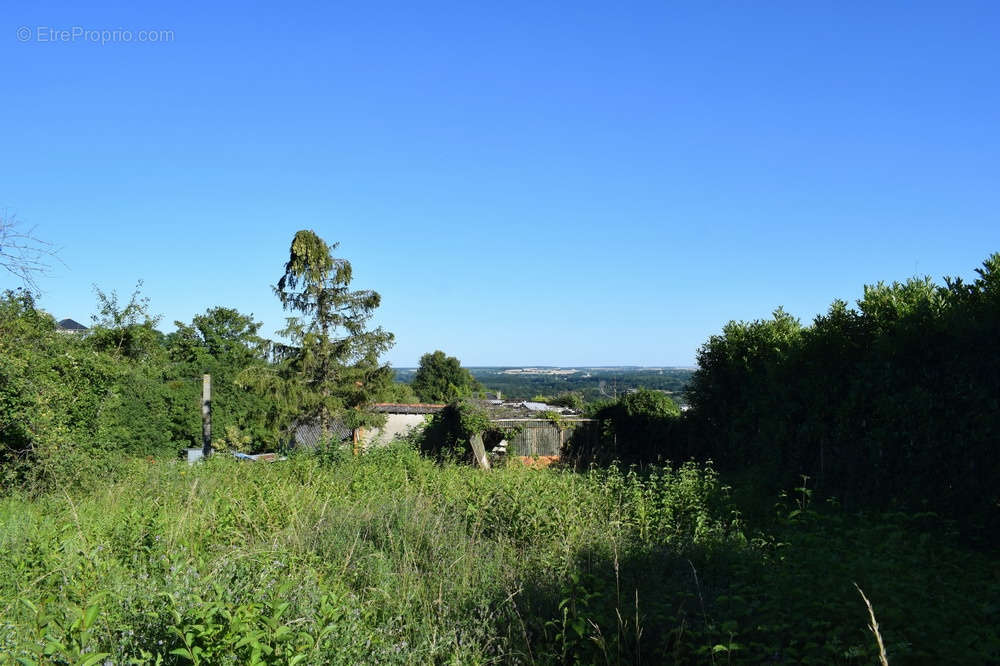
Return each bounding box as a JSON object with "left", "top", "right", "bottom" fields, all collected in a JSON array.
[
  {"left": 57, "top": 318, "right": 88, "bottom": 331},
  {"left": 475, "top": 400, "right": 579, "bottom": 418},
  {"left": 292, "top": 419, "right": 354, "bottom": 447},
  {"left": 372, "top": 403, "right": 446, "bottom": 414}
]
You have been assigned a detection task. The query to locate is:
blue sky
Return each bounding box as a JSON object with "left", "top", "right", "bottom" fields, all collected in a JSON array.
[{"left": 3, "top": 1, "right": 998, "bottom": 366}]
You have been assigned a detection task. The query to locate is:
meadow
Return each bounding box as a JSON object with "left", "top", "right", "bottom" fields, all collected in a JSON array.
[{"left": 1, "top": 442, "right": 996, "bottom": 665}]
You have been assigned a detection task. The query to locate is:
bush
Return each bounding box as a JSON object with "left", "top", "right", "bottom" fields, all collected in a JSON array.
[
  {"left": 575, "top": 389, "right": 682, "bottom": 464},
  {"left": 415, "top": 399, "right": 518, "bottom": 462},
  {"left": 684, "top": 253, "right": 1000, "bottom": 541}
]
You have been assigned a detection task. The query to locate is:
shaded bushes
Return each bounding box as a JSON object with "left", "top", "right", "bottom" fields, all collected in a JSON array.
[
  {"left": 567, "top": 388, "right": 682, "bottom": 465},
  {"left": 684, "top": 253, "right": 1000, "bottom": 540}
]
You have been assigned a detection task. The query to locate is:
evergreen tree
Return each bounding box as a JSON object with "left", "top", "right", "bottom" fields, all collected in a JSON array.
[{"left": 272, "top": 230, "right": 395, "bottom": 437}]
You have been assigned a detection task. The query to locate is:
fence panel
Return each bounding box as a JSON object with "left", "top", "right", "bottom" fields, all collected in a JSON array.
[{"left": 492, "top": 419, "right": 598, "bottom": 457}]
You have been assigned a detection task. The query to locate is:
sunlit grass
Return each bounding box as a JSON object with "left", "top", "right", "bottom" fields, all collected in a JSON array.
[{"left": 0, "top": 443, "right": 996, "bottom": 664}]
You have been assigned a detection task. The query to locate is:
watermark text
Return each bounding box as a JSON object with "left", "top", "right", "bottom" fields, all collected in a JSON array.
[{"left": 17, "top": 25, "right": 174, "bottom": 44}]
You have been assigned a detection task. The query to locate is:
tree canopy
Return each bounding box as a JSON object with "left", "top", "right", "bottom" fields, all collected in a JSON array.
[{"left": 411, "top": 350, "right": 481, "bottom": 403}]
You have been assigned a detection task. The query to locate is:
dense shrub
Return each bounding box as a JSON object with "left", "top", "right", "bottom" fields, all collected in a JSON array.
[
  {"left": 684, "top": 253, "right": 1000, "bottom": 540},
  {"left": 571, "top": 388, "right": 682, "bottom": 465},
  {"left": 0, "top": 290, "right": 156, "bottom": 489},
  {"left": 0, "top": 291, "right": 281, "bottom": 490},
  {"left": 416, "top": 399, "right": 518, "bottom": 461}
]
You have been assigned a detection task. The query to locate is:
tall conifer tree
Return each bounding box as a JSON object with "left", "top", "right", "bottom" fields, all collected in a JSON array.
[{"left": 273, "top": 230, "right": 394, "bottom": 436}]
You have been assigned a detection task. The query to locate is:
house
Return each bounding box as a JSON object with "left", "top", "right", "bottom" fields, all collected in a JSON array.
[
  {"left": 358, "top": 403, "right": 445, "bottom": 447},
  {"left": 290, "top": 403, "right": 445, "bottom": 450},
  {"left": 291, "top": 418, "right": 354, "bottom": 449},
  {"left": 288, "top": 400, "right": 595, "bottom": 461},
  {"left": 57, "top": 318, "right": 88, "bottom": 334}
]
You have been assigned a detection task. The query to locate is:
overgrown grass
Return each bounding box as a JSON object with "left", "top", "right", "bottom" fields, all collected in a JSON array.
[{"left": 0, "top": 443, "right": 997, "bottom": 664}]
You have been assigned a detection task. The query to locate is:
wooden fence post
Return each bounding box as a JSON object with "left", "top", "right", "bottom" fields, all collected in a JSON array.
[
  {"left": 470, "top": 433, "right": 490, "bottom": 470},
  {"left": 202, "top": 374, "right": 212, "bottom": 458}
]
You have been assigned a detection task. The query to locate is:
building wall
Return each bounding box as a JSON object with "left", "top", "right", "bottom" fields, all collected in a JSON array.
[
  {"left": 359, "top": 413, "right": 428, "bottom": 447},
  {"left": 493, "top": 419, "right": 599, "bottom": 457}
]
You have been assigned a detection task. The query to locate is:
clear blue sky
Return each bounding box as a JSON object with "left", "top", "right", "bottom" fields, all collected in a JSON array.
[{"left": 3, "top": 1, "right": 998, "bottom": 366}]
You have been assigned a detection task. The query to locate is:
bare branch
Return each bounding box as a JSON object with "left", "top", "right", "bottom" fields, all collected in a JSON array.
[{"left": 0, "top": 211, "right": 61, "bottom": 292}]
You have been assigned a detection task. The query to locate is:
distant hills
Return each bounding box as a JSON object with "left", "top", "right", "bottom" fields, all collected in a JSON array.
[{"left": 394, "top": 366, "right": 694, "bottom": 403}]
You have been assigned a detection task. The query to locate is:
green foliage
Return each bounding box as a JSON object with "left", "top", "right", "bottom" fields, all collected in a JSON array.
[
  {"left": 0, "top": 451, "right": 995, "bottom": 663},
  {"left": 268, "top": 230, "right": 394, "bottom": 437},
  {"left": 165, "top": 307, "right": 276, "bottom": 451},
  {"left": 168, "top": 307, "right": 269, "bottom": 367},
  {"left": 87, "top": 281, "right": 163, "bottom": 362},
  {"left": 0, "top": 287, "right": 288, "bottom": 490},
  {"left": 684, "top": 254, "right": 1000, "bottom": 540},
  {"left": 0, "top": 231, "right": 400, "bottom": 473},
  {"left": 549, "top": 391, "right": 585, "bottom": 411},
  {"left": 376, "top": 381, "right": 419, "bottom": 404},
  {"left": 704, "top": 499, "right": 1000, "bottom": 664},
  {"left": 621, "top": 387, "right": 682, "bottom": 420},
  {"left": 0, "top": 289, "right": 176, "bottom": 490},
  {"left": 415, "top": 399, "right": 501, "bottom": 461},
  {"left": 575, "top": 388, "right": 682, "bottom": 464},
  {"left": 411, "top": 350, "right": 482, "bottom": 403}
]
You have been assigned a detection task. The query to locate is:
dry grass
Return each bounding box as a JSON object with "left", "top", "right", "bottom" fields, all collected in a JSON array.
[{"left": 855, "top": 582, "right": 890, "bottom": 666}]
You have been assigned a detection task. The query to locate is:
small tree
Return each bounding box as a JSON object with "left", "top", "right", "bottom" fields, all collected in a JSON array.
[
  {"left": 549, "top": 392, "right": 585, "bottom": 411},
  {"left": 411, "top": 350, "right": 481, "bottom": 403},
  {"left": 88, "top": 281, "right": 163, "bottom": 362},
  {"left": 166, "top": 307, "right": 275, "bottom": 450},
  {"left": 169, "top": 307, "right": 269, "bottom": 366},
  {"left": 272, "top": 230, "right": 394, "bottom": 438}
]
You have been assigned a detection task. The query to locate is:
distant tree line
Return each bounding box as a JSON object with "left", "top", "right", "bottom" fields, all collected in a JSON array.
[{"left": 404, "top": 367, "right": 693, "bottom": 404}]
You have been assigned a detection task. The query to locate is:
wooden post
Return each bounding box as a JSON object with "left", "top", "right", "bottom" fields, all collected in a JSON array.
[
  {"left": 202, "top": 374, "right": 212, "bottom": 458},
  {"left": 470, "top": 433, "right": 490, "bottom": 470}
]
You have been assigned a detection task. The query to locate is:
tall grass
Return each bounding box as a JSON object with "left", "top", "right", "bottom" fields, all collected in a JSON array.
[{"left": 0, "top": 443, "right": 997, "bottom": 664}]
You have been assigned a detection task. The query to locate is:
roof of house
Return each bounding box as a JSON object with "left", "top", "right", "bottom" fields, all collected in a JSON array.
[
  {"left": 475, "top": 400, "right": 578, "bottom": 419},
  {"left": 57, "top": 318, "right": 88, "bottom": 331},
  {"left": 372, "top": 402, "right": 446, "bottom": 415},
  {"left": 521, "top": 401, "right": 560, "bottom": 412},
  {"left": 291, "top": 418, "right": 354, "bottom": 447}
]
